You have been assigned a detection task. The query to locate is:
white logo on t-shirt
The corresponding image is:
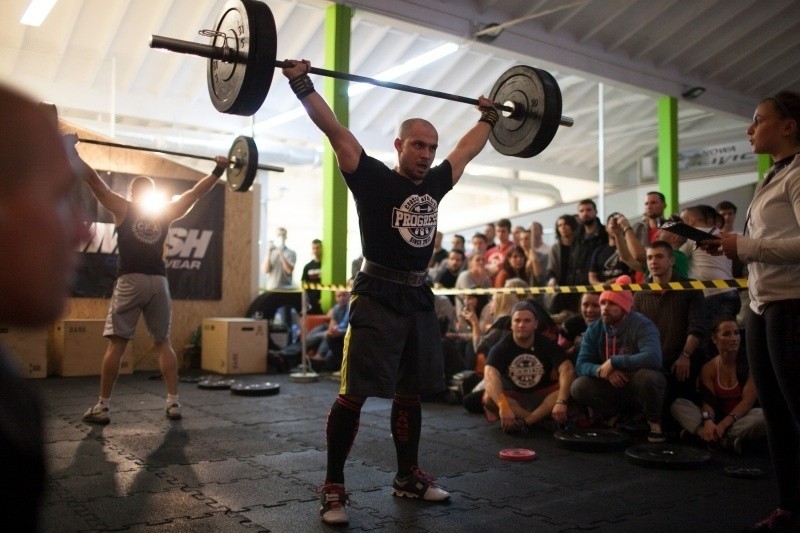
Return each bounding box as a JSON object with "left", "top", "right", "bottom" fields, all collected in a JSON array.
[
  {"left": 508, "top": 353, "right": 545, "bottom": 389},
  {"left": 392, "top": 194, "right": 438, "bottom": 248},
  {"left": 133, "top": 217, "right": 163, "bottom": 245}
]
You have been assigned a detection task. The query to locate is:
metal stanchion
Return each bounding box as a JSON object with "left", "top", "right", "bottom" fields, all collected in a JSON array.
[{"left": 289, "top": 289, "right": 319, "bottom": 383}]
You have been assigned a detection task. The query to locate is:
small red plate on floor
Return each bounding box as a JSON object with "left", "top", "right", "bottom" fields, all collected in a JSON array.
[{"left": 499, "top": 448, "right": 537, "bottom": 462}]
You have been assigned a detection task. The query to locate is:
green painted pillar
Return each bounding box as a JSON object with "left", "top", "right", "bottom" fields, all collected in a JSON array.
[
  {"left": 657, "top": 96, "right": 679, "bottom": 216},
  {"left": 320, "top": 4, "right": 352, "bottom": 309},
  {"left": 757, "top": 153, "right": 772, "bottom": 179}
]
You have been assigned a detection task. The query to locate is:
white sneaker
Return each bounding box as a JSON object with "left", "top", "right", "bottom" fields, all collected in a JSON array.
[
  {"left": 319, "top": 482, "right": 349, "bottom": 525},
  {"left": 392, "top": 467, "right": 450, "bottom": 501},
  {"left": 166, "top": 403, "right": 182, "bottom": 420},
  {"left": 82, "top": 405, "right": 110, "bottom": 425}
]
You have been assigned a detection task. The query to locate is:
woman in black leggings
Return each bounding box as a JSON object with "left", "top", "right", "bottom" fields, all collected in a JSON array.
[{"left": 708, "top": 90, "right": 800, "bottom": 532}]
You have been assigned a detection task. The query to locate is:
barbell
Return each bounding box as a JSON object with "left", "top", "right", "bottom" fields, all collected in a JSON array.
[
  {"left": 75, "top": 136, "right": 283, "bottom": 193},
  {"left": 41, "top": 101, "right": 282, "bottom": 193},
  {"left": 149, "top": 0, "right": 574, "bottom": 158}
]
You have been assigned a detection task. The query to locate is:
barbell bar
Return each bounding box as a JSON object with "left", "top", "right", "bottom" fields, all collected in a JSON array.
[
  {"left": 149, "top": 34, "right": 574, "bottom": 129},
  {"left": 148, "top": 0, "right": 574, "bottom": 158},
  {"left": 76, "top": 136, "right": 283, "bottom": 193}
]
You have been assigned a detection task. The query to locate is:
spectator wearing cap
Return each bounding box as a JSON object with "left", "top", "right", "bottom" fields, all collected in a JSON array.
[
  {"left": 482, "top": 301, "right": 574, "bottom": 434},
  {"left": 571, "top": 275, "right": 667, "bottom": 442}
]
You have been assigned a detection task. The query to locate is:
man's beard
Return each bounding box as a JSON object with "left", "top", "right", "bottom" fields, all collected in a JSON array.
[{"left": 582, "top": 216, "right": 596, "bottom": 227}]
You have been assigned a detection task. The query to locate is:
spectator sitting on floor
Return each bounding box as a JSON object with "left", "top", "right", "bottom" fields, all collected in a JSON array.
[
  {"left": 482, "top": 301, "right": 574, "bottom": 433},
  {"left": 558, "top": 292, "right": 601, "bottom": 359},
  {"left": 570, "top": 275, "right": 667, "bottom": 443},
  {"left": 671, "top": 315, "right": 765, "bottom": 453},
  {"left": 308, "top": 290, "right": 350, "bottom": 372}
]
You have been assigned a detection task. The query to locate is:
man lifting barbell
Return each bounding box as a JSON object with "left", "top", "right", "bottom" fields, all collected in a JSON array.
[
  {"left": 68, "top": 136, "right": 229, "bottom": 426},
  {"left": 280, "top": 58, "right": 497, "bottom": 525}
]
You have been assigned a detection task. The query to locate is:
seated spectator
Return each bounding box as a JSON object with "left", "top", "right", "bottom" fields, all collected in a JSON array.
[
  {"left": 482, "top": 301, "right": 574, "bottom": 433},
  {"left": 468, "top": 232, "right": 488, "bottom": 259},
  {"left": 558, "top": 292, "right": 601, "bottom": 359},
  {"left": 308, "top": 290, "right": 350, "bottom": 372},
  {"left": 570, "top": 275, "right": 667, "bottom": 443},
  {"left": 670, "top": 316, "right": 765, "bottom": 453},
  {"left": 494, "top": 245, "right": 531, "bottom": 288}
]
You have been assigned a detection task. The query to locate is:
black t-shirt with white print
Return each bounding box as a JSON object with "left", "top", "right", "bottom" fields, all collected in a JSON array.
[
  {"left": 344, "top": 150, "right": 453, "bottom": 314},
  {"left": 486, "top": 333, "right": 566, "bottom": 393}
]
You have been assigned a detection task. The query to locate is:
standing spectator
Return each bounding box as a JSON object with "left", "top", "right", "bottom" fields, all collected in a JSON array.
[
  {"left": 0, "top": 85, "right": 92, "bottom": 531},
  {"left": 427, "top": 230, "right": 448, "bottom": 276},
  {"left": 512, "top": 225, "right": 527, "bottom": 247},
  {"left": 588, "top": 213, "right": 633, "bottom": 284},
  {"left": 455, "top": 253, "right": 492, "bottom": 318},
  {"left": 482, "top": 302, "right": 574, "bottom": 433},
  {"left": 450, "top": 234, "right": 466, "bottom": 253},
  {"left": 716, "top": 200, "right": 739, "bottom": 234},
  {"left": 546, "top": 214, "right": 579, "bottom": 315},
  {"left": 707, "top": 91, "right": 800, "bottom": 532},
  {"left": 484, "top": 223, "right": 497, "bottom": 250},
  {"left": 532, "top": 221, "right": 551, "bottom": 256},
  {"left": 469, "top": 232, "right": 488, "bottom": 259},
  {"left": 434, "top": 249, "right": 466, "bottom": 305},
  {"left": 493, "top": 245, "right": 531, "bottom": 288},
  {"left": 281, "top": 59, "right": 496, "bottom": 525},
  {"left": 570, "top": 275, "right": 667, "bottom": 442},
  {"left": 634, "top": 241, "right": 706, "bottom": 422},
  {"left": 680, "top": 205, "right": 740, "bottom": 327},
  {"left": 631, "top": 191, "right": 667, "bottom": 247},
  {"left": 485, "top": 218, "right": 513, "bottom": 279},
  {"left": 264, "top": 227, "right": 297, "bottom": 290},
  {"left": 301, "top": 239, "right": 323, "bottom": 314},
  {"left": 567, "top": 199, "right": 608, "bottom": 291}
]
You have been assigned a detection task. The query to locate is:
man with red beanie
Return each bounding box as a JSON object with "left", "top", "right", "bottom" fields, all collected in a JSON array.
[{"left": 570, "top": 275, "right": 667, "bottom": 442}]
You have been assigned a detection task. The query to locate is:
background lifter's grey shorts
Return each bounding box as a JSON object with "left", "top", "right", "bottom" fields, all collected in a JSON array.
[
  {"left": 103, "top": 273, "right": 172, "bottom": 341},
  {"left": 339, "top": 294, "right": 446, "bottom": 398}
]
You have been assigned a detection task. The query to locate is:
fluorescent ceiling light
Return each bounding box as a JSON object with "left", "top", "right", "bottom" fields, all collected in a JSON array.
[
  {"left": 251, "top": 42, "right": 460, "bottom": 134},
  {"left": 348, "top": 42, "right": 459, "bottom": 97},
  {"left": 20, "top": 0, "right": 57, "bottom": 26}
]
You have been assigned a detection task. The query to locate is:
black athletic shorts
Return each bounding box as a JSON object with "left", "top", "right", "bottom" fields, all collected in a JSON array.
[{"left": 339, "top": 294, "right": 446, "bottom": 398}]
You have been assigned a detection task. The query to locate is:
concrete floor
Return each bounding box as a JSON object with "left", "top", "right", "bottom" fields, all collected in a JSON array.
[{"left": 34, "top": 370, "right": 778, "bottom": 532}]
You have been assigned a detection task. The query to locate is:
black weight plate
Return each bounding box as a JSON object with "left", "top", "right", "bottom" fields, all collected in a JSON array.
[
  {"left": 625, "top": 444, "right": 711, "bottom": 470},
  {"left": 198, "top": 378, "right": 236, "bottom": 390},
  {"left": 489, "top": 65, "right": 562, "bottom": 158},
  {"left": 554, "top": 428, "right": 630, "bottom": 452},
  {"left": 230, "top": 382, "right": 281, "bottom": 396},
  {"left": 207, "top": 0, "right": 276, "bottom": 116},
  {"left": 179, "top": 374, "right": 211, "bottom": 383},
  {"left": 227, "top": 135, "right": 258, "bottom": 192}
]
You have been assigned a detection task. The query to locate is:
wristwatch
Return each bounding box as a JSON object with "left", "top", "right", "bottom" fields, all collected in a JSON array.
[{"left": 701, "top": 411, "right": 711, "bottom": 421}]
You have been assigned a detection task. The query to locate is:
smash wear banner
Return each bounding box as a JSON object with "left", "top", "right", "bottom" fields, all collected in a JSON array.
[{"left": 72, "top": 170, "right": 224, "bottom": 300}]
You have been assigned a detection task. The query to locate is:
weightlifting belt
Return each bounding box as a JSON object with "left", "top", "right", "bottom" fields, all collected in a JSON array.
[{"left": 360, "top": 259, "right": 428, "bottom": 287}]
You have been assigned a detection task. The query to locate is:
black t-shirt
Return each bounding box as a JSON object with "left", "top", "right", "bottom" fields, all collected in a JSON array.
[
  {"left": 117, "top": 205, "right": 169, "bottom": 276},
  {"left": 345, "top": 151, "right": 453, "bottom": 314},
  {"left": 301, "top": 259, "right": 322, "bottom": 313},
  {"left": 486, "top": 333, "right": 566, "bottom": 393},
  {"left": 589, "top": 244, "right": 631, "bottom": 282},
  {"left": 560, "top": 314, "right": 588, "bottom": 343}
]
